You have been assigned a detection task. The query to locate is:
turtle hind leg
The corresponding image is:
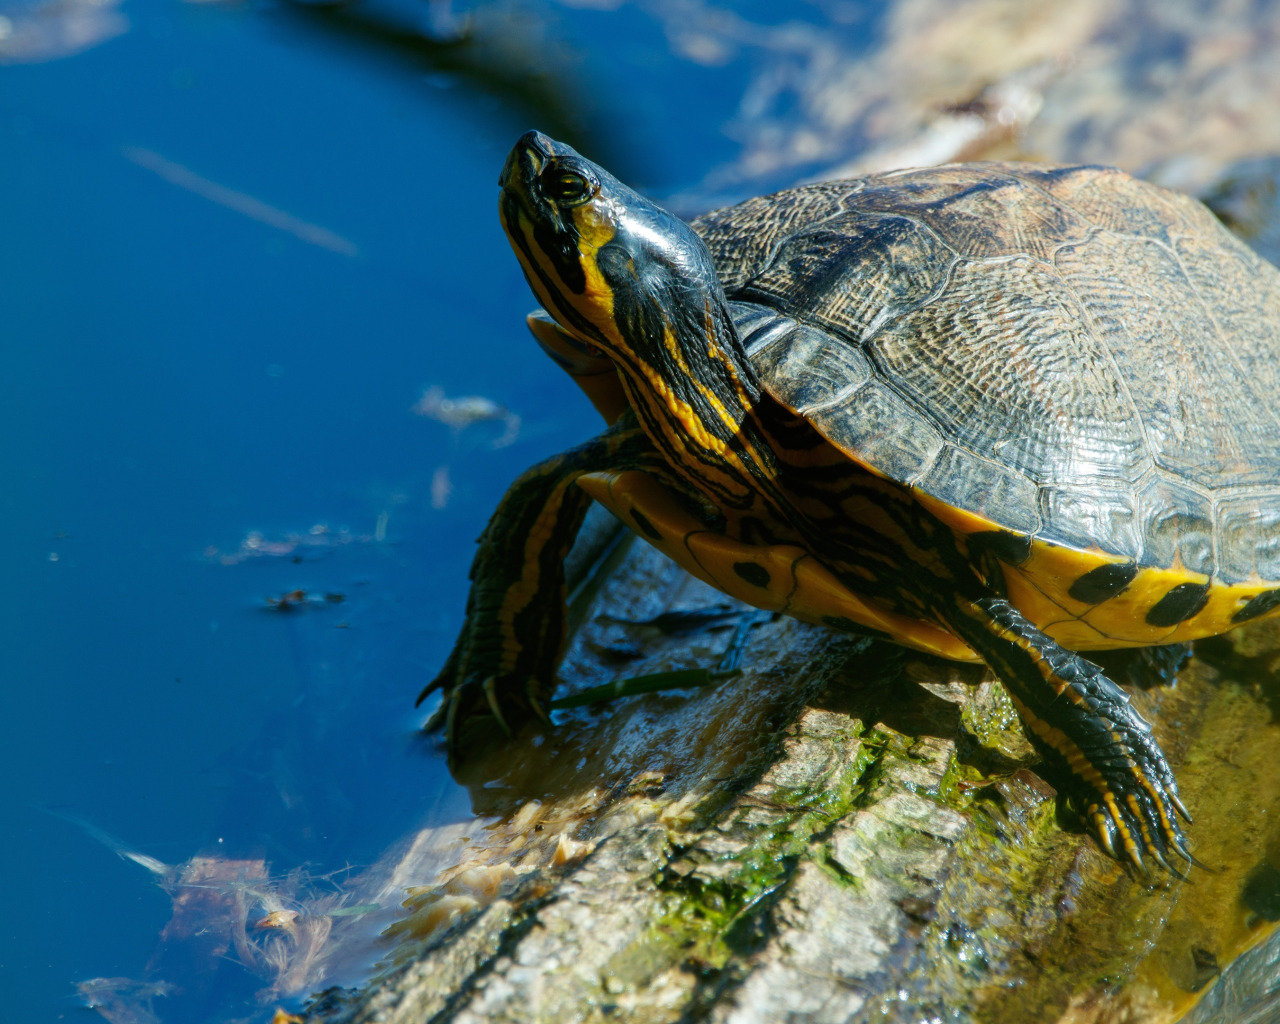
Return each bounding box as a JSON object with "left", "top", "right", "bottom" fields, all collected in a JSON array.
[{"left": 943, "top": 595, "right": 1192, "bottom": 872}]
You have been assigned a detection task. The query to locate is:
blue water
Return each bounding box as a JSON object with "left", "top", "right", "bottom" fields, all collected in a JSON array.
[{"left": 0, "top": 1, "right": 879, "bottom": 1018}]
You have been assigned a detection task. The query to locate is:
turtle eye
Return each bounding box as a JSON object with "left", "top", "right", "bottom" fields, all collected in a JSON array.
[{"left": 541, "top": 168, "right": 597, "bottom": 206}]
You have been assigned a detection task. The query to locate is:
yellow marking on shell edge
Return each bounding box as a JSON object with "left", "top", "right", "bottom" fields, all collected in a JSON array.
[
  {"left": 913, "top": 489, "right": 1280, "bottom": 648},
  {"left": 578, "top": 469, "right": 978, "bottom": 662}
]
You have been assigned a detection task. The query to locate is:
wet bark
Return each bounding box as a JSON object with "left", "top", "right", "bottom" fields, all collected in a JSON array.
[{"left": 301, "top": 514, "right": 1280, "bottom": 1024}]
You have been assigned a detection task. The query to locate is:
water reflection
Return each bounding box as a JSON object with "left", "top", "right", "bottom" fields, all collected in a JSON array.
[
  {"left": 69, "top": 813, "right": 483, "bottom": 1019},
  {"left": 0, "top": 0, "right": 127, "bottom": 64},
  {"left": 271, "top": 0, "right": 637, "bottom": 175}
]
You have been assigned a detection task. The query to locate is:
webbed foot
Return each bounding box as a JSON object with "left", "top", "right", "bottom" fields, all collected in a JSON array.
[
  {"left": 419, "top": 634, "right": 555, "bottom": 762},
  {"left": 957, "top": 597, "right": 1194, "bottom": 873}
]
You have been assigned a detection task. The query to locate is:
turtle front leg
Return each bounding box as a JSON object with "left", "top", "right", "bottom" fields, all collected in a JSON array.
[
  {"left": 422, "top": 418, "right": 653, "bottom": 759},
  {"left": 943, "top": 595, "right": 1192, "bottom": 872}
]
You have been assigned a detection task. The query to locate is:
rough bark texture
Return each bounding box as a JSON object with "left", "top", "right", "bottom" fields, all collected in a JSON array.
[{"left": 300, "top": 518, "right": 1280, "bottom": 1024}]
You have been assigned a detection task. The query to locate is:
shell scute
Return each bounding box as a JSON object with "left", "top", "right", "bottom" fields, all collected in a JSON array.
[
  {"left": 1037, "top": 485, "right": 1143, "bottom": 562},
  {"left": 1217, "top": 497, "right": 1280, "bottom": 583},
  {"left": 870, "top": 170, "right": 1095, "bottom": 260},
  {"left": 1137, "top": 476, "right": 1216, "bottom": 578},
  {"left": 1017, "top": 163, "right": 1190, "bottom": 241},
  {"left": 871, "top": 256, "right": 1147, "bottom": 488},
  {"left": 812, "top": 380, "right": 944, "bottom": 486},
  {"left": 698, "top": 182, "right": 861, "bottom": 293},
  {"left": 917, "top": 444, "right": 1040, "bottom": 536},
  {"left": 751, "top": 320, "right": 874, "bottom": 412},
  {"left": 742, "top": 213, "right": 953, "bottom": 343}
]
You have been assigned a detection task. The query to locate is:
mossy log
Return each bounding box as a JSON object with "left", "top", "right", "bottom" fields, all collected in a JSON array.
[{"left": 303, "top": 515, "right": 1280, "bottom": 1024}]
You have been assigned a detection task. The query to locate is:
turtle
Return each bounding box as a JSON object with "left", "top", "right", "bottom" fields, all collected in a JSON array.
[{"left": 424, "top": 130, "right": 1280, "bottom": 871}]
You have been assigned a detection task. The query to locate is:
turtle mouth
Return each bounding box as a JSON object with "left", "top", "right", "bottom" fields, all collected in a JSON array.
[
  {"left": 498, "top": 134, "right": 544, "bottom": 191},
  {"left": 498, "top": 132, "right": 554, "bottom": 239},
  {"left": 498, "top": 130, "right": 580, "bottom": 197}
]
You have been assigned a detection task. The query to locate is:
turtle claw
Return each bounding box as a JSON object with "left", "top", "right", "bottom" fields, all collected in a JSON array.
[
  {"left": 1147, "top": 841, "right": 1174, "bottom": 876},
  {"left": 416, "top": 662, "right": 452, "bottom": 708},
  {"left": 415, "top": 679, "right": 439, "bottom": 707},
  {"left": 423, "top": 599, "right": 560, "bottom": 757},
  {"left": 423, "top": 654, "right": 556, "bottom": 762},
  {"left": 1082, "top": 755, "right": 1192, "bottom": 878},
  {"left": 527, "top": 691, "right": 553, "bottom": 726},
  {"left": 443, "top": 683, "right": 465, "bottom": 754},
  {"left": 1091, "top": 807, "right": 1120, "bottom": 860},
  {"left": 967, "top": 599, "right": 1198, "bottom": 874},
  {"left": 422, "top": 698, "right": 449, "bottom": 734},
  {"left": 483, "top": 676, "right": 513, "bottom": 735}
]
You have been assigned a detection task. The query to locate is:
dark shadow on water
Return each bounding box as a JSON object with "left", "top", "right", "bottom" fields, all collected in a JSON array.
[{"left": 272, "top": 0, "right": 637, "bottom": 176}]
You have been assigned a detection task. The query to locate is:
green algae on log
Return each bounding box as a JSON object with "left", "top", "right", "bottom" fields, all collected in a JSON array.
[{"left": 300, "top": 529, "right": 1280, "bottom": 1024}]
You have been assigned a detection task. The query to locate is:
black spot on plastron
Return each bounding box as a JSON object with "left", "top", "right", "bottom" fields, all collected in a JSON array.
[
  {"left": 1068, "top": 562, "right": 1139, "bottom": 605},
  {"left": 1243, "top": 862, "right": 1280, "bottom": 921},
  {"left": 1232, "top": 588, "right": 1280, "bottom": 624},
  {"left": 968, "top": 530, "right": 1032, "bottom": 566},
  {"left": 733, "top": 561, "right": 771, "bottom": 588},
  {"left": 1145, "top": 582, "right": 1211, "bottom": 628},
  {"left": 629, "top": 508, "right": 663, "bottom": 542}
]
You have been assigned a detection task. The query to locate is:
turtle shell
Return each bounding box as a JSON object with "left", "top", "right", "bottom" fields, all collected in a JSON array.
[{"left": 692, "top": 163, "right": 1280, "bottom": 592}]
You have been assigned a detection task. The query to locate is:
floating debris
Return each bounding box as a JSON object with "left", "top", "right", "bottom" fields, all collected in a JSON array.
[
  {"left": 412, "top": 385, "right": 521, "bottom": 448},
  {"left": 42, "top": 808, "right": 175, "bottom": 881},
  {"left": 382, "top": 796, "right": 607, "bottom": 963},
  {"left": 264, "top": 589, "right": 346, "bottom": 612},
  {"left": 206, "top": 522, "right": 378, "bottom": 566},
  {"left": 61, "top": 804, "right": 615, "bottom": 1022},
  {"left": 77, "top": 977, "right": 174, "bottom": 1024},
  {"left": 122, "top": 147, "right": 360, "bottom": 257},
  {"left": 430, "top": 464, "right": 452, "bottom": 509}
]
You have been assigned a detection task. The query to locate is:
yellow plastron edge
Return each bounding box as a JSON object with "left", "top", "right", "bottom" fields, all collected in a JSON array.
[{"left": 578, "top": 469, "right": 979, "bottom": 663}]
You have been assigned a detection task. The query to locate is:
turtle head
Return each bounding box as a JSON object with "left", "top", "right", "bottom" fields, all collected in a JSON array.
[{"left": 498, "top": 131, "right": 744, "bottom": 389}]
